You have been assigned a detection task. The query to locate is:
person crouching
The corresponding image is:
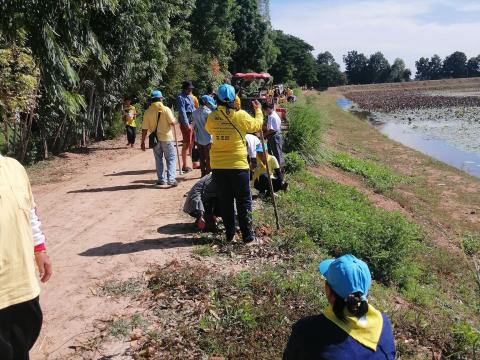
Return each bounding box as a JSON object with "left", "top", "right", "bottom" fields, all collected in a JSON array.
[
  {"left": 252, "top": 143, "right": 288, "bottom": 196},
  {"left": 183, "top": 174, "right": 219, "bottom": 231}
]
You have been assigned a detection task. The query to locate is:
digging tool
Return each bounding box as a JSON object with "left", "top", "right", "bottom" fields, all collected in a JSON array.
[
  {"left": 259, "top": 130, "right": 280, "bottom": 230},
  {"left": 172, "top": 106, "right": 183, "bottom": 176}
]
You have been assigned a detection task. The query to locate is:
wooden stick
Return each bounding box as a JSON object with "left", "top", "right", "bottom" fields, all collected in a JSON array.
[{"left": 259, "top": 131, "right": 280, "bottom": 230}]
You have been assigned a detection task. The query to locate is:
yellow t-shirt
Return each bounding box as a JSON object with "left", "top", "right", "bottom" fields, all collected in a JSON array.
[
  {"left": 253, "top": 154, "right": 280, "bottom": 182},
  {"left": 205, "top": 106, "right": 263, "bottom": 170},
  {"left": 123, "top": 105, "right": 137, "bottom": 127},
  {"left": 234, "top": 96, "right": 241, "bottom": 110},
  {"left": 142, "top": 101, "right": 176, "bottom": 142},
  {"left": 0, "top": 156, "right": 40, "bottom": 310},
  {"left": 192, "top": 95, "right": 200, "bottom": 109}
]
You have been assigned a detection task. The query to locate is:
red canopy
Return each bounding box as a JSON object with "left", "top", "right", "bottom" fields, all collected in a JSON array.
[{"left": 233, "top": 72, "right": 271, "bottom": 79}]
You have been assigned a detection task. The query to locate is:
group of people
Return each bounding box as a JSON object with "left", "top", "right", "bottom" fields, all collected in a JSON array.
[{"left": 1, "top": 81, "right": 395, "bottom": 359}]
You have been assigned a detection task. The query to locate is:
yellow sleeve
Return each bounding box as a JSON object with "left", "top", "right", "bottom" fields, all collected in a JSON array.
[
  {"left": 237, "top": 108, "right": 263, "bottom": 134},
  {"left": 165, "top": 108, "right": 176, "bottom": 125},
  {"left": 142, "top": 110, "right": 153, "bottom": 132},
  {"left": 234, "top": 96, "right": 241, "bottom": 110}
]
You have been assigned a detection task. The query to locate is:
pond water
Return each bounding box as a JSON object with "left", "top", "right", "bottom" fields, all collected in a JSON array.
[{"left": 336, "top": 98, "right": 480, "bottom": 179}]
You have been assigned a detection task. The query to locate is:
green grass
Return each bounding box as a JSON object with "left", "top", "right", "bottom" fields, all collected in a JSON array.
[
  {"left": 101, "top": 278, "right": 144, "bottom": 298},
  {"left": 193, "top": 244, "right": 216, "bottom": 257},
  {"left": 330, "top": 151, "right": 406, "bottom": 193}
]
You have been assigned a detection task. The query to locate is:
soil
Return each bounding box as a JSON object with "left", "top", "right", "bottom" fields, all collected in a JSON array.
[{"left": 29, "top": 138, "right": 201, "bottom": 359}]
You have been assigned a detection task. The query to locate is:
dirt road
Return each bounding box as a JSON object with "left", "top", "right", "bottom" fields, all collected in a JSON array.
[{"left": 29, "top": 140, "right": 200, "bottom": 359}]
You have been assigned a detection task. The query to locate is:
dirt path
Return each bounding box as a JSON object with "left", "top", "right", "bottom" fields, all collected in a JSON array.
[{"left": 29, "top": 139, "right": 201, "bottom": 359}]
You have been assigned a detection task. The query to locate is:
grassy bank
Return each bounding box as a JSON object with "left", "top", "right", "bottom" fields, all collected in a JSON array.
[{"left": 86, "top": 92, "right": 480, "bottom": 359}]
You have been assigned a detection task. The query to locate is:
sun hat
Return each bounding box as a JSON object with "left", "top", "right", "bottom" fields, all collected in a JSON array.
[
  {"left": 218, "top": 84, "right": 236, "bottom": 102},
  {"left": 256, "top": 143, "right": 268, "bottom": 153},
  {"left": 182, "top": 80, "right": 194, "bottom": 90},
  {"left": 151, "top": 90, "right": 163, "bottom": 99},
  {"left": 201, "top": 95, "right": 217, "bottom": 109},
  {"left": 319, "top": 254, "right": 372, "bottom": 301}
]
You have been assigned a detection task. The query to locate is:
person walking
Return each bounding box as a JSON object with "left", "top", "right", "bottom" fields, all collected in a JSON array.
[
  {"left": 262, "top": 102, "right": 285, "bottom": 167},
  {"left": 252, "top": 143, "right": 288, "bottom": 195},
  {"left": 192, "top": 95, "right": 216, "bottom": 177},
  {"left": 0, "top": 154, "right": 52, "bottom": 360},
  {"left": 205, "top": 84, "right": 263, "bottom": 244},
  {"left": 283, "top": 254, "right": 396, "bottom": 360},
  {"left": 141, "top": 90, "right": 178, "bottom": 187},
  {"left": 122, "top": 97, "right": 137, "bottom": 147},
  {"left": 176, "top": 80, "right": 196, "bottom": 173}
]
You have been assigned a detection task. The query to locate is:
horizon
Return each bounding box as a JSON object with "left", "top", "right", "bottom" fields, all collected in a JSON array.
[{"left": 270, "top": 0, "right": 480, "bottom": 72}]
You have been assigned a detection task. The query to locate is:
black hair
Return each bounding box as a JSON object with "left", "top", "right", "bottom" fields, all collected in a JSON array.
[
  {"left": 216, "top": 98, "right": 236, "bottom": 112},
  {"left": 262, "top": 102, "right": 274, "bottom": 110},
  {"left": 328, "top": 283, "right": 368, "bottom": 322},
  {"left": 234, "top": 85, "right": 241, "bottom": 94}
]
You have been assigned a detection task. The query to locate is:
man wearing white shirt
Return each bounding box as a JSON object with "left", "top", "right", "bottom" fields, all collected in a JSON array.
[{"left": 262, "top": 102, "right": 285, "bottom": 167}]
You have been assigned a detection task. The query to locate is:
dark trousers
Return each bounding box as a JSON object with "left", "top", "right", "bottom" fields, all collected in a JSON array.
[
  {"left": 197, "top": 143, "right": 211, "bottom": 177},
  {"left": 212, "top": 169, "right": 253, "bottom": 242},
  {"left": 0, "top": 297, "right": 43, "bottom": 360},
  {"left": 126, "top": 125, "right": 136, "bottom": 144},
  {"left": 267, "top": 133, "right": 284, "bottom": 167},
  {"left": 254, "top": 174, "right": 282, "bottom": 194}
]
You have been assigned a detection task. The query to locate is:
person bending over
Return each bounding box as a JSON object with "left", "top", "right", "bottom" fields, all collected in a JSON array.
[
  {"left": 183, "top": 174, "right": 219, "bottom": 231},
  {"left": 283, "top": 254, "right": 396, "bottom": 360},
  {"left": 252, "top": 143, "right": 288, "bottom": 195}
]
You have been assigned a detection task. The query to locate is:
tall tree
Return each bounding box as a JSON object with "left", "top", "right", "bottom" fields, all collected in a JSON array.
[
  {"left": 367, "top": 52, "right": 390, "bottom": 83},
  {"left": 467, "top": 55, "right": 480, "bottom": 77},
  {"left": 388, "top": 58, "right": 411, "bottom": 82},
  {"left": 429, "top": 55, "right": 443, "bottom": 80},
  {"left": 315, "top": 52, "right": 345, "bottom": 89},
  {"left": 343, "top": 51, "right": 369, "bottom": 84},
  {"left": 415, "top": 57, "right": 431, "bottom": 80},
  {"left": 443, "top": 51, "right": 467, "bottom": 78}
]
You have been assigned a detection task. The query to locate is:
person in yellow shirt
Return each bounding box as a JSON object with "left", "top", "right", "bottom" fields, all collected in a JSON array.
[
  {"left": 141, "top": 90, "right": 178, "bottom": 187},
  {"left": 252, "top": 143, "right": 288, "bottom": 196},
  {"left": 0, "top": 154, "right": 52, "bottom": 360},
  {"left": 205, "top": 84, "right": 263, "bottom": 243},
  {"left": 234, "top": 85, "right": 241, "bottom": 110},
  {"left": 191, "top": 94, "right": 200, "bottom": 109},
  {"left": 122, "top": 98, "right": 137, "bottom": 147}
]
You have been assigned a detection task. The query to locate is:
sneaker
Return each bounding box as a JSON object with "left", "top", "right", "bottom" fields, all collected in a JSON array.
[
  {"left": 182, "top": 167, "right": 193, "bottom": 173},
  {"left": 244, "top": 237, "right": 264, "bottom": 246},
  {"left": 156, "top": 180, "right": 166, "bottom": 186},
  {"left": 168, "top": 181, "right": 178, "bottom": 187}
]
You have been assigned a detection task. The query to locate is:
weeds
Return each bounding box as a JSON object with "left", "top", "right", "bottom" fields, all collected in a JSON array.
[
  {"left": 284, "top": 151, "right": 306, "bottom": 173},
  {"left": 330, "top": 151, "right": 405, "bottom": 193},
  {"left": 101, "top": 277, "right": 144, "bottom": 298}
]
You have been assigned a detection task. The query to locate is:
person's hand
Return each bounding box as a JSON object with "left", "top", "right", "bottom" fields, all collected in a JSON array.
[
  {"left": 141, "top": 141, "right": 146, "bottom": 151},
  {"left": 252, "top": 100, "right": 261, "bottom": 110},
  {"left": 35, "top": 251, "right": 52, "bottom": 283}
]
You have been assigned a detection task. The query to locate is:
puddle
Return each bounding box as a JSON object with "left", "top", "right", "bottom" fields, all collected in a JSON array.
[{"left": 336, "top": 98, "right": 480, "bottom": 179}]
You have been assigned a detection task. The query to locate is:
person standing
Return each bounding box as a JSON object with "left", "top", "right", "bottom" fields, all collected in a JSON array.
[
  {"left": 245, "top": 133, "right": 260, "bottom": 173},
  {"left": 141, "top": 90, "right": 178, "bottom": 187},
  {"left": 0, "top": 154, "right": 52, "bottom": 360},
  {"left": 122, "top": 98, "right": 137, "bottom": 147},
  {"left": 283, "top": 255, "right": 396, "bottom": 359},
  {"left": 176, "top": 81, "right": 195, "bottom": 173},
  {"left": 262, "top": 102, "right": 285, "bottom": 167},
  {"left": 205, "top": 84, "right": 263, "bottom": 244},
  {"left": 192, "top": 95, "right": 216, "bottom": 177}
]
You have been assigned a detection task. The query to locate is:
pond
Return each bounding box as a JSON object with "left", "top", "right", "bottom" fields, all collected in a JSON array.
[{"left": 336, "top": 98, "right": 480, "bottom": 179}]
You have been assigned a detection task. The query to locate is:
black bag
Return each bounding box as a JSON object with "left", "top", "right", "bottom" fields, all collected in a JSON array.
[{"left": 149, "top": 111, "right": 161, "bottom": 148}]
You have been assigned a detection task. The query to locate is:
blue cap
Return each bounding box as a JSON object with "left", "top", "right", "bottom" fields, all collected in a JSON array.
[
  {"left": 256, "top": 143, "right": 268, "bottom": 153},
  {"left": 218, "top": 84, "right": 235, "bottom": 102},
  {"left": 151, "top": 90, "right": 163, "bottom": 99},
  {"left": 202, "top": 95, "right": 216, "bottom": 109},
  {"left": 319, "top": 254, "right": 372, "bottom": 300}
]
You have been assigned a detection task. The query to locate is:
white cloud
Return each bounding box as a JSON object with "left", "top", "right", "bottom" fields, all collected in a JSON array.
[{"left": 271, "top": 0, "right": 480, "bottom": 71}]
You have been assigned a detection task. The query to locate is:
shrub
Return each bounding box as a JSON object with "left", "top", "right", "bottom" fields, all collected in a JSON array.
[
  {"left": 284, "top": 151, "right": 306, "bottom": 173},
  {"left": 461, "top": 233, "right": 480, "bottom": 256}
]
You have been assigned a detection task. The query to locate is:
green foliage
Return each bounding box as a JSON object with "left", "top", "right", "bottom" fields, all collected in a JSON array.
[
  {"left": 279, "top": 172, "right": 421, "bottom": 283},
  {"left": 330, "top": 152, "right": 405, "bottom": 193},
  {"left": 450, "top": 323, "right": 480, "bottom": 359},
  {"left": 460, "top": 233, "right": 480, "bottom": 256},
  {"left": 283, "top": 100, "right": 324, "bottom": 164},
  {"left": 415, "top": 52, "right": 480, "bottom": 80},
  {"left": 284, "top": 151, "right": 306, "bottom": 173}
]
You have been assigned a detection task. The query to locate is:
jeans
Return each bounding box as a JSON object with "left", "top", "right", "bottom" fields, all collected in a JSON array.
[
  {"left": 267, "top": 132, "right": 285, "bottom": 167},
  {"left": 0, "top": 297, "right": 42, "bottom": 360},
  {"left": 153, "top": 141, "right": 176, "bottom": 182},
  {"left": 212, "top": 169, "right": 253, "bottom": 242}
]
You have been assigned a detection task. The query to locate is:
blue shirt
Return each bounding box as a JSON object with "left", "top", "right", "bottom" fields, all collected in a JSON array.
[
  {"left": 176, "top": 92, "right": 195, "bottom": 126},
  {"left": 283, "top": 313, "right": 396, "bottom": 360},
  {"left": 192, "top": 107, "right": 212, "bottom": 146}
]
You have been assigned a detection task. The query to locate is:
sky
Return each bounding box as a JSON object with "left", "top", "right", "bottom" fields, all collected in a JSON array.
[{"left": 270, "top": 0, "right": 480, "bottom": 72}]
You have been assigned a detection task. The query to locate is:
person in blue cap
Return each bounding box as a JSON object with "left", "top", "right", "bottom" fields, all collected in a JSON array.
[
  {"left": 141, "top": 90, "right": 178, "bottom": 187},
  {"left": 192, "top": 95, "right": 216, "bottom": 177},
  {"left": 205, "top": 84, "right": 263, "bottom": 244},
  {"left": 283, "top": 254, "right": 396, "bottom": 360}
]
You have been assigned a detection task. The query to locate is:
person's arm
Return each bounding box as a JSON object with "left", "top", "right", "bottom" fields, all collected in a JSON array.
[
  {"left": 177, "top": 96, "right": 189, "bottom": 126},
  {"left": 31, "top": 206, "right": 52, "bottom": 283},
  {"left": 240, "top": 101, "right": 263, "bottom": 134},
  {"left": 283, "top": 323, "right": 302, "bottom": 360}
]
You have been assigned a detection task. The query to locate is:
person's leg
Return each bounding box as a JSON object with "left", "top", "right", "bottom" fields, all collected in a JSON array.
[
  {"left": 0, "top": 297, "right": 43, "bottom": 360},
  {"left": 0, "top": 304, "right": 14, "bottom": 360},
  {"left": 131, "top": 126, "right": 136, "bottom": 145},
  {"left": 205, "top": 143, "right": 211, "bottom": 175},
  {"left": 231, "top": 170, "right": 253, "bottom": 242},
  {"left": 180, "top": 125, "right": 192, "bottom": 171},
  {"left": 164, "top": 141, "right": 177, "bottom": 184},
  {"left": 255, "top": 174, "right": 270, "bottom": 193},
  {"left": 197, "top": 144, "right": 206, "bottom": 177},
  {"left": 212, "top": 170, "right": 236, "bottom": 241},
  {"left": 271, "top": 177, "right": 283, "bottom": 192},
  {"left": 268, "top": 134, "right": 285, "bottom": 167},
  {"left": 153, "top": 142, "right": 165, "bottom": 183}
]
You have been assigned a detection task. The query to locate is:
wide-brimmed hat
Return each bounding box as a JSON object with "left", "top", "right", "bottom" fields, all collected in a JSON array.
[{"left": 182, "top": 80, "right": 194, "bottom": 90}]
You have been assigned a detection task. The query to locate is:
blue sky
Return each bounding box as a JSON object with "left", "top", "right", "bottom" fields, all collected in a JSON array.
[{"left": 270, "top": 0, "right": 480, "bottom": 72}]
